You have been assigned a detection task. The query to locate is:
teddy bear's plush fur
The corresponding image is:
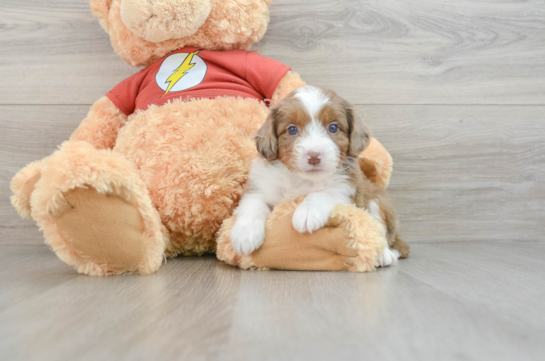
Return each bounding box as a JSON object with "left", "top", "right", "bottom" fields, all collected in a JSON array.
[{"left": 10, "top": 0, "right": 401, "bottom": 275}]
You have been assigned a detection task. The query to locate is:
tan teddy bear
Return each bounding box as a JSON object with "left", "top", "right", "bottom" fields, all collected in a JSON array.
[{"left": 10, "top": 0, "right": 406, "bottom": 276}]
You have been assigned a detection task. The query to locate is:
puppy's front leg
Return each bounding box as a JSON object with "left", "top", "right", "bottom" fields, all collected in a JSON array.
[
  {"left": 376, "top": 247, "right": 399, "bottom": 267},
  {"left": 231, "top": 193, "right": 271, "bottom": 255},
  {"left": 292, "top": 192, "right": 350, "bottom": 234}
]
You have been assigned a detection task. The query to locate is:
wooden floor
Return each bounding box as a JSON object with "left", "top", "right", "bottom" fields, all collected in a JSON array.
[
  {"left": 0, "top": 242, "right": 543, "bottom": 361},
  {"left": 1, "top": 1, "right": 545, "bottom": 360}
]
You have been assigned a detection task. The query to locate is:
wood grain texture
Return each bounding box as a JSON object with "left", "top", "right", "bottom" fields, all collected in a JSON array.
[
  {"left": 0, "top": 0, "right": 134, "bottom": 104},
  {"left": 0, "top": 105, "right": 86, "bottom": 245},
  {"left": 2, "top": 105, "right": 543, "bottom": 245},
  {"left": 0, "top": 0, "right": 544, "bottom": 105},
  {"left": 359, "top": 104, "right": 545, "bottom": 243},
  {"left": 400, "top": 242, "right": 545, "bottom": 330},
  {"left": 0, "top": 243, "right": 544, "bottom": 361}
]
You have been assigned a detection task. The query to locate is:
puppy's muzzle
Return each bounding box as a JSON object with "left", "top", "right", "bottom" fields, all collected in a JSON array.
[{"left": 307, "top": 151, "right": 322, "bottom": 166}]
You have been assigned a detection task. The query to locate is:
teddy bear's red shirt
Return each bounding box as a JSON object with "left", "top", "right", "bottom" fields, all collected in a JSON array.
[{"left": 106, "top": 47, "right": 291, "bottom": 116}]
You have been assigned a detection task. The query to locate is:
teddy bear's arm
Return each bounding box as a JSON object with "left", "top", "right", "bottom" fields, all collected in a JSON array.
[
  {"left": 69, "top": 96, "right": 128, "bottom": 150},
  {"left": 270, "top": 71, "right": 307, "bottom": 105},
  {"left": 217, "top": 199, "right": 387, "bottom": 272},
  {"left": 358, "top": 138, "right": 393, "bottom": 189}
]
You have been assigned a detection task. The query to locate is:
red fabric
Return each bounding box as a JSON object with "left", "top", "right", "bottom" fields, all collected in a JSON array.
[{"left": 106, "top": 47, "right": 291, "bottom": 116}]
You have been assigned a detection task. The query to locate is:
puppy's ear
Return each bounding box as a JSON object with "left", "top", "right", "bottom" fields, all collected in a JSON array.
[
  {"left": 345, "top": 102, "right": 371, "bottom": 157},
  {"left": 256, "top": 108, "right": 279, "bottom": 161}
]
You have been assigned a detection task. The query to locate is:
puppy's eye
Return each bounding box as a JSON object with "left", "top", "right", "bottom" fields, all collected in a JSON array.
[
  {"left": 328, "top": 123, "right": 339, "bottom": 133},
  {"left": 288, "top": 126, "right": 298, "bottom": 135}
]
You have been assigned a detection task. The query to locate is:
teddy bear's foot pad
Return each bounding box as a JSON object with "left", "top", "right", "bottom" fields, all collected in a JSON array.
[
  {"left": 53, "top": 187, "right": 146, "bottom": 275},
  {"left": 26, "top": 141, "right": 167, "bottom": 275}
]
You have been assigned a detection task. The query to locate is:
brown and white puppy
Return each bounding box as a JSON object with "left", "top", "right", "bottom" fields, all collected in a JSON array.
[{"left": 230, "top": 86, "right": 402, "bottom": 266}]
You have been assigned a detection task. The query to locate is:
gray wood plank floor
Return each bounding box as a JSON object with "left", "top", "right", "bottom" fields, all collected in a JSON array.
[{"left": 0, "top": 243, "right": 543, "bottom": 361}]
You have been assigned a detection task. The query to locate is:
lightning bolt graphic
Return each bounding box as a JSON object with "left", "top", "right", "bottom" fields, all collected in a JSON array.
[{"left": 162, "top": 50, "right": 201, "bottom": 97}]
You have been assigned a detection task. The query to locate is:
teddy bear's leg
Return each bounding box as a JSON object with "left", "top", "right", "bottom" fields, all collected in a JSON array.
[{"left": 30, "top": 141, "right": 167, "bottom": 276}]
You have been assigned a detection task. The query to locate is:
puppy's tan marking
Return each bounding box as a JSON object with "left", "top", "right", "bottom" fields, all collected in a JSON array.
[{"left": 252, "top": 86, "right": 409, "bottom": 259}]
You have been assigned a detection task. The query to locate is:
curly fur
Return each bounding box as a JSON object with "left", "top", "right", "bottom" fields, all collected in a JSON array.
[
  {"left": 114, "top": 97, "right": 269, "bottom": 256},
  {"left": 10, "top": 159, "right": 47, "bottom": 218},
  {"left": 120, "top": 0, "right": 212, "bottom": 43},
  {"left": 70, "top": 96, "right": 128, "bottom": 149}
]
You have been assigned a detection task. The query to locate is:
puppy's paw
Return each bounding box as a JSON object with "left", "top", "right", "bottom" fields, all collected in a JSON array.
[
  {"left": 377, "top": 247, "right": 399, "bottom": 267},
  {"left": 230, "top": 219, "right": 266, "bottom": 255},
  {"left": 292, "top": 202, "right": 330, "bottom": 234}
]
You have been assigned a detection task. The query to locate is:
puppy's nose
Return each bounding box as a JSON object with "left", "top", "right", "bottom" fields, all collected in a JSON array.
[{"left": 307, "top": 151, "right": 322, "bottom": 166}]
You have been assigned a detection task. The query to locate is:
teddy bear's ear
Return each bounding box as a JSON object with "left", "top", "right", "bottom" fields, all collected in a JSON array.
[{"left": 90, "top": 0, "right": 113, "bottom": 32}]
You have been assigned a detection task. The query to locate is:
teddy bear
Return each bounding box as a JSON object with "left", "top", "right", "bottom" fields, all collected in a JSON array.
[{"left": 10, "top": 0, "right": 407, "bottom": 276}]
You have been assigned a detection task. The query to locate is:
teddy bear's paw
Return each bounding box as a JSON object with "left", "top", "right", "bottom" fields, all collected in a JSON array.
[
  {"left": 292, "top": 202, "right": 329, "bottom": 234},
  {"left": 51, "top": 187, "right": 155, "bottom": 275},
  {"left": 230, "top": 218, "right": 266, "bottom": 255},
  {"left": 28, "top": 141, "right": 166, "bottom": 276},
  {"left": 376, "top": 247, "right": 399, "bottom": 267}
]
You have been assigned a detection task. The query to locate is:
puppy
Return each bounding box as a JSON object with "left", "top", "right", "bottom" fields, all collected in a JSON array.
[{"left": 230, "top": 86, "right": 405, "bottom": 266}]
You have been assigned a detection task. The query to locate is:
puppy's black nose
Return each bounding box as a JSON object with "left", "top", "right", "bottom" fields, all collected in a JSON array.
[{"left": 307, "top": 151, "right": 321, "bottom": 166}]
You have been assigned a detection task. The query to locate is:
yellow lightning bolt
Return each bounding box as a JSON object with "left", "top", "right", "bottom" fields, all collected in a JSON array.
[{"left": 162, "top": 50, "right": 201, "bottom": 97}]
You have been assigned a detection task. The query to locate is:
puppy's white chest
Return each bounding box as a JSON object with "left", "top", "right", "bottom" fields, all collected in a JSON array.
[
  {"left": 249, "top": 158, "right": 353, "bottom": 207},
  {"left": 282, "top": 179, "right": 325, "bottom": 200}
]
